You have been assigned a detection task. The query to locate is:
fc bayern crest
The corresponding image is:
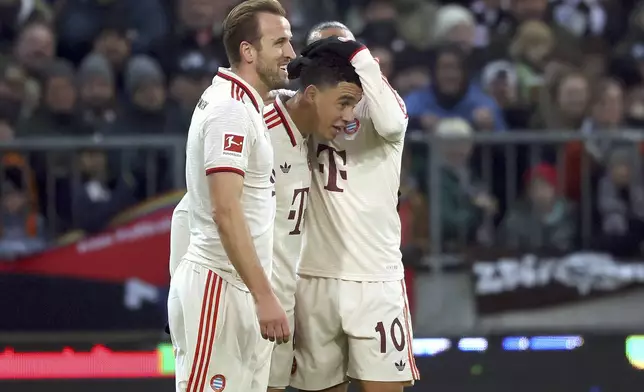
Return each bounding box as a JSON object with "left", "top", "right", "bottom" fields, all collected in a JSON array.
[
  {"left": 345, "top": 119, "right": 360, "bottom": 135},
  {"left": 210, "top": 374, "right": 226, "bottom": 391}
]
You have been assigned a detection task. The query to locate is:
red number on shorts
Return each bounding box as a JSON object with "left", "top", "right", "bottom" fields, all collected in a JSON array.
[
  {"left": 375, "top": 318, "right": 406, "bottom": 354},
  {"left": 391, "top": 318, "right": 405, "bottom": 351},
  {"left": 375, "top": 321, "right": 386, "bottom": 353}
]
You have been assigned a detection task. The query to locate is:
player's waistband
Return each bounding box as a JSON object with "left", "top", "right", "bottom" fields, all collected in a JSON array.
[
  {"left": 182, "top": 258, "right": 252, "bottom": 292},
  {"left": 296, "top": 268, "right": 405, "bottom": 282}
]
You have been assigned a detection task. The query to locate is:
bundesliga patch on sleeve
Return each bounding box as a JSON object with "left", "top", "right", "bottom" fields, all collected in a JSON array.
[{"left": 222, "top": 133, "right": 245, "bottom": 157}]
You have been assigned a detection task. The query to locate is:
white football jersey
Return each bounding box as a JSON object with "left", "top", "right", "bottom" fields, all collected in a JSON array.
[
  {"left": 299, "top": 47, "right": 408, "bottom": 281},
  {"left": 183, "top": 68, "right": 275, "bottom": 291},
  {"left": 264, "top": 95, "right": 310, "bottom": 306}
]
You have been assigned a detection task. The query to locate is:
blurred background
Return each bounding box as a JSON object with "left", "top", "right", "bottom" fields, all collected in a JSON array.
[{"left": 1, "top": 0, "right": 644, "bottom": 390}]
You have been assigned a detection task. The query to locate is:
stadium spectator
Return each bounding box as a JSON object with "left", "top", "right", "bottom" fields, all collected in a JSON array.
[
  {"left": 12, "top": 21, "right": 56, "bottom": 79},
  {"left": 469, "top": 0, "right": 514, "bottom": 49},
  {"left": 77, "top": 53, "right": 118, "bottom": 131},
  {"left": 562, "top": 76, "right": 624, "bottom": 200},
  {"left": 584, "top": 78, "right": 626, "bottom": 134},
  {"left": 615, "top": 2, "right": 644, "bottom": 64},
  {"left": 499, "top": 163, "right": 578, "bottom": 251},
  {"left": 168, "top": 50, "right": 218, "bottom": 118},
  {"left": 0, "top": 167, "right": 46, "bottom": 260},
  {"left": 109, "top": 55, "right": 184, "bottom": 136},
  {"left": 432, "top": 5, "right": 476, "bottom": 55},
  {"left": 406, "top": 44, "right": 507, "bottom": 133},
  {"left": 149, "top": 0, "right": 226, "bottom": 77},
  {"left": 399, "top": 143, "right": 428, "bottom": 255},
  {"left": 550, "top": 0, "right": 608, "bottom": 39},
  {"left": 0, "top": 127, "right": 37, "bottom": 208},
  {"left": 593, "top": 148, "right": 644, "bottom": 256},
  {"left": 90, "top": 17, "right": 132, "bottom": 95},
  {"left": 434, "top": 118, "right": 497, "bottom": 250},
  {"left": 392, "top": 0, "right": 439, "bottom": 50},
  {"left": 481, "top": 60, "right": 532, "bottom": 129},
  {"left": 532, "top": 70, "right": 591, "bottom": 131},
  {"left": 625, "top": 83, "right": 644, "bottom": 128},
  {"left": 71, "top": 148, "right": 138, "bottom": 233},
  {"left": 0, "top": 60, "right": 28, "bottom": 128},
  {"left": 508, "top": 20, "right": 554, "bottom": 106},
  {"left": 355, "top": 0, "right": 401, "bottom": 48},
  {"left": 19, "top": 59, "right": 88, "bottom": 136},
  {"left": 0, "top": 0, "right": 52, "bottom": 53}
]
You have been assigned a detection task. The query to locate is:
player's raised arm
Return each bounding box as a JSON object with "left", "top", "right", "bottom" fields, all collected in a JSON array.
[
  {"left": 202, "top": 103, "right": 276, "bottom": 317},
  {"left": 350, "top": 44, "right": 408, "bottom": 142}
]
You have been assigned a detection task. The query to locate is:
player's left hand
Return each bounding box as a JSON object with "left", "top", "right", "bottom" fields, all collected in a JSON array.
[{"left": 301, "top": 36, "right": 365, "bottom": 62}]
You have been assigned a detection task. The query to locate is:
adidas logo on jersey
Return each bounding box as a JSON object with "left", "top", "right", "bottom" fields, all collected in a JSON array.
[
  {"left": 395, "top": 360, "right": 406, "bottom": 371},
  {"left": 280, "top": 162, "right": 291, "bottom": 173}
]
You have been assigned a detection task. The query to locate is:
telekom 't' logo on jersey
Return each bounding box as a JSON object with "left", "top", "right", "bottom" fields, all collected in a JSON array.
[
  {"left": 288, "top": 187, "right": 309, "bottom": 235},
  {"left": 316, "top": 144, "right": 347, "bottom": 192}
]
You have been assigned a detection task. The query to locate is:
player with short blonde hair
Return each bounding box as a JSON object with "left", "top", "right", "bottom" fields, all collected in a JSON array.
[{"left": 167, "top": 1, "right": 296, "bottom": 392}]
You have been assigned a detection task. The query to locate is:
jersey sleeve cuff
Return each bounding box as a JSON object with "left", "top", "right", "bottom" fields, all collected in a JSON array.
[
  {"left": 350, "top": 46, "right": 376, "bottom": 68},
  {"left": 205, "top": 166, "right": 245, "bottom": 177}
]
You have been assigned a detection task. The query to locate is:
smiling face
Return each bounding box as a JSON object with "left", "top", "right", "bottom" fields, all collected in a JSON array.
[
  {"left": 305, "top": 81, "right": 363, "bottom": 140},
  {"left": 254, "top": 12, "right": 296, "bottom": 90}
]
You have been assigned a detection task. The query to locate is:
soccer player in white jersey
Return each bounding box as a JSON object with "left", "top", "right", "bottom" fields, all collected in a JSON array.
[
  {"left": 263, "top": 53, "right": 363, "bottom": 392},
  {"left": 169, "top": 196, "right": 189, "bottom": 278},
  {"left": 290, "top": 26, "right": 420, "bottom": 392},
  {"left": 167, "top": 1, "right": 296, "bottom": 392}
]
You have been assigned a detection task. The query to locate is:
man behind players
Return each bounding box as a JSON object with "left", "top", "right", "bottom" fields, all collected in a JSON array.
[
  {"left": 167, "top": 1, "right": 295, "bottom": 392},
  {"left": 264, "top": 53, "right": 363, "bottom": 392},
  {"left": 291, "top": 25, "right": 419, "bottom": 392}
]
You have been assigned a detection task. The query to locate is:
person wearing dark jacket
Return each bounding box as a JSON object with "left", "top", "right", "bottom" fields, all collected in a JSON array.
[{"left": 72, "top": 149, "right": 138, "bottom": 233}]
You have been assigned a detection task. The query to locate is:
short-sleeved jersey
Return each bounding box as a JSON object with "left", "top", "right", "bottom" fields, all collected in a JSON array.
[
  {"left": 183, "top": 68, "right": 275, "bottom": 291},
  {"left": 264, "top": 95, "right": 310, "bottom": 299},
  {"left": 299, "top": 47, "right": 408, "bottom": 282}
]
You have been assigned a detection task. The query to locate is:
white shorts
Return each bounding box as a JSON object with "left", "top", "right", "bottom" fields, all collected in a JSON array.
[
  {"left": 168, "top": 261, "right": 273, "bottom": 392},
  {"left": 169, "top": 207, "right": 189, "bottom": 278},
  {"left": 267, "top": 253, "right": 297, "bottom": 388},
  {"left": 291, "top": 277, "right": 420, "bottom": 390},
  {"left": 267, "top": 310, "right": 295, "bottom": 388}
]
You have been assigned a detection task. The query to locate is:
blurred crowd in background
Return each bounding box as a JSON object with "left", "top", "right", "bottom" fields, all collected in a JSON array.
[{"left": 0, "top": 0, "right": 643, "bottom": 262}]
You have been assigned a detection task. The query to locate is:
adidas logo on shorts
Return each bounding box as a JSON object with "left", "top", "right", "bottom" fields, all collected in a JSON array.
[{"left": 395, "top": 360, "right": 406, "bottom": 371}]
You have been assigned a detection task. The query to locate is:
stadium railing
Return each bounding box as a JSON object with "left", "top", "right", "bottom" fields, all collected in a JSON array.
[
  {"left": 416, "top": 130, "right": 644, "bottom": 259},
  {"left": 0, "top": 136, "right": 186, "bottom": 235}
]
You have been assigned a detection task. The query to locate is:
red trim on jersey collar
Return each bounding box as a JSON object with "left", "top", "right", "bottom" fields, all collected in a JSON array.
[
  {"left": 273, "top": 97, "right": 298, "bottom": 147},
  {"left": 216, "top": 71, "right": 261, "bottom": 113}
]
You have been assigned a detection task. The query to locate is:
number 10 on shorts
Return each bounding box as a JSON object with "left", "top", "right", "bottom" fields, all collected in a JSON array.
[{"left": 375, "top": 318, "right": 406, "bottom": 353}]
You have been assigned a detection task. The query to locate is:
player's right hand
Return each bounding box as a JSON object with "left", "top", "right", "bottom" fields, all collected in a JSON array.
[{"left": 255, "top": 292, "right": 290, "bottom": 344}]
